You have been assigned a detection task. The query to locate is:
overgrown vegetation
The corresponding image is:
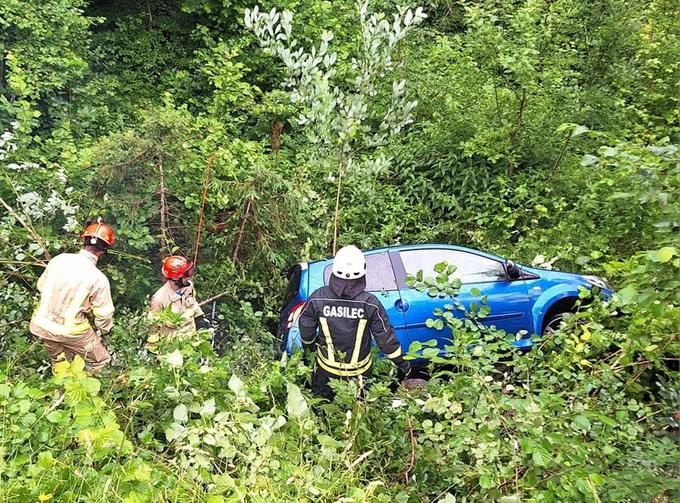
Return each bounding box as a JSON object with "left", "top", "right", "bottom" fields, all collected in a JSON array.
[{"left": 1, "top": 0, "right": 678, "bottom": 501}]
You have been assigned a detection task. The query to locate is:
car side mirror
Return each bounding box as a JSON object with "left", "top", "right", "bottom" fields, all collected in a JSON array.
[{"left": 504, "top": 260, "right": 521, "bottom": 280}]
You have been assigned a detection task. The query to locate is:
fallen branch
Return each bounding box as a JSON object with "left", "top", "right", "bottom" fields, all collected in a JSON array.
[
  {"left": 403, "top": 414, "right": 416, "bottom": 485},
  {"left": 198, "top": 290, "right": 231, "bottom": 307},
  {"left": 347, "top": 449, "right": 374, "bottom": 470}
]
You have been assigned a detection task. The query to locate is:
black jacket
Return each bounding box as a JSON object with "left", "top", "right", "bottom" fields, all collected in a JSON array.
[{"left": 298, "top": 275, "right": 410, "bottom": 377}]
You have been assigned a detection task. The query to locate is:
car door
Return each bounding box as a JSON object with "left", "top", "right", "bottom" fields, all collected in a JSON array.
[
  {"left": 392, "top": 248, "right": 532, "bottom": 351},
  {"left": 322, "top": 251, "right": 409, "bottom": 351}
]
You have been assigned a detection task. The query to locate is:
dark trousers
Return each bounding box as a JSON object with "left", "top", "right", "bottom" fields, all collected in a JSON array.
[{"left": 311, "top": 366, "right": 372, "bottom": 400}]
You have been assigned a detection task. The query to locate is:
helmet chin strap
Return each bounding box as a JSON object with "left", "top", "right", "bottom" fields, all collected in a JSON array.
[{"left": 173, "top": 276, "right": 190, "bottom": 288}]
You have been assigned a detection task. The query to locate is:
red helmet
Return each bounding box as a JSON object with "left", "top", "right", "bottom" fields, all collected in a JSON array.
[
  {"left": 80, "top": 220, "right": 115, "bottom": 247},
  {"left": 162, "top": 255, "right": 194, "bottom": 280}
]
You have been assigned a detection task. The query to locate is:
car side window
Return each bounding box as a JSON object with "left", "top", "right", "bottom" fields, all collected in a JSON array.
[
  {"left": 399, "top": 249, "right": 506, "bottom": 284},
  {"left": 324, "top": 252, "right": 398, "bottom": 291}
]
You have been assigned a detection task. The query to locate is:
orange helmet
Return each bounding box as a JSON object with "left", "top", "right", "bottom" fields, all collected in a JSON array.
[
  {"left": 162, "top": 255, "right": 194, "bottom": 280},
  {"left": 80, "top": 219, "right": 115, "bottom": 247}
]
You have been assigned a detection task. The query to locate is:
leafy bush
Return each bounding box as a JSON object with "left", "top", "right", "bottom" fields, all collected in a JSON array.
[{"left": 1, "top": 0, "right": 679, "bottom": 500}]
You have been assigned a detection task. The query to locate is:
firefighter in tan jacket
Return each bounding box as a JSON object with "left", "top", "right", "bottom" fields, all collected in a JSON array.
[
  {"left": 30, "top": 220, "right": 115, "bottom": 373},
  {"left": 147, "top": 256, "right": 207, "bottom": 349}
]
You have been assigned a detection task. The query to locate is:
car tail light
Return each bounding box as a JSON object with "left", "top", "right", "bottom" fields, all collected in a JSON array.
[{"left": 286, "top": 302, "right": 306, "bottom": 330}]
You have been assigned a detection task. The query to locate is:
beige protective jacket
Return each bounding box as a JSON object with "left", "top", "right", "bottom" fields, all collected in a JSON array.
[
  {"left": 30, "top": 250, "right": 114, "bottom": 340},
  {"left": 148, "top": 280, "right": 204, "bottom": 337}
]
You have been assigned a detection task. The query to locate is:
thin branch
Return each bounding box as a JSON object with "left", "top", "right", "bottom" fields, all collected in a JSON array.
[
  {"left": 0, "top": 196, "right": 52, "bottom": 260},
  {"left": 158, "top": 160, "right": 170, "bottom": 254},
  {"left": 332, "top": 154, "right": 345, "bottom": 255},
  {"left": 198, "top": 290, "right": 231, "bottom": 307},
  {"left": 0, "top": 258, "right": 47, "bottom": 267},
  {"left": 551, "top": 130, "right": 572, "bottom": 176},
  {"left": 232, "top": 198, "right": 253, "bottom": 262},
  {"left": 403, "top": 414, "right": 417, "bottom": 485},
  {"left": 507, "top": 88, "right": 527, "bottom": 174},
  {"left": 107, "top": 249, "right": 152, "bottom": 264},
  {"left": 146, "top": 0, "right": 153, "bottom": 29},
  {"left": 193, "top": 153, "right": 215, "bottom": 267}
]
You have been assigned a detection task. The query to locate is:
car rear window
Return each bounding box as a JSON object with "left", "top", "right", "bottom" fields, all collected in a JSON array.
[{"left": 324, "top": 252, "right": 398, "bottom": 291}]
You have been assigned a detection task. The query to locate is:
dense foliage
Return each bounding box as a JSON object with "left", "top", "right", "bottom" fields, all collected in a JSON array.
[{"left": 1, "top": 0, "right": 678, "bottom": 501}]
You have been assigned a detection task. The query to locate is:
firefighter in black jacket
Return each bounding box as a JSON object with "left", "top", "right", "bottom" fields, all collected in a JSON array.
[{"left": 299, "top": 245, "right": 411, "bottom": 398}]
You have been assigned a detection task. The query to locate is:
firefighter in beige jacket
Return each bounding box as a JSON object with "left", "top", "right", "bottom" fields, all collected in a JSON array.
[
  {"left": 147, "top": 256, "right": 206, "bottom": 349},
  {"left": 30, "top": 221, "right": 115, "bottom": 373}
]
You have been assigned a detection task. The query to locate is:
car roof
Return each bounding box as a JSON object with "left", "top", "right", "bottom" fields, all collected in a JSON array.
[{"left": 306, "top": 243, "right": 506, "bottom": 266}]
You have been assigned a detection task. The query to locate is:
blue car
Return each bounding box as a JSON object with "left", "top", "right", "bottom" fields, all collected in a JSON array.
[{"left": 279, "top": 244, "right": 612, "bottom": 356}]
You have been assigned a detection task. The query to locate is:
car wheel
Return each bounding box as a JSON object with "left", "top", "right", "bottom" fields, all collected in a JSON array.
[{"left": 543, "top": 313, "right": 566, "bottom": 336}]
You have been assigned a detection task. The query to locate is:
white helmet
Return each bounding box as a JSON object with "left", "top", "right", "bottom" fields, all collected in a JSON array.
[{"left": 332, "top": 245, "right": 366, "bottom": 279}]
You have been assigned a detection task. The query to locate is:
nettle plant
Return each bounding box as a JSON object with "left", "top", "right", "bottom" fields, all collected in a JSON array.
[{"left": 245, "top": 1, "right": 426, "bottom": 252}]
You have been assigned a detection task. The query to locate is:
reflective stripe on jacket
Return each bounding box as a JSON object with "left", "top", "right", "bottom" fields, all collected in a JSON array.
[
  {"left": 30, "top": 250, "right": 114, "bottom": 339},
  {"left": 148, "top": 280, "right": 204, "bottom": 336},
  {"left": 298, "top": 285, "right": 409, "bottom": 377}
]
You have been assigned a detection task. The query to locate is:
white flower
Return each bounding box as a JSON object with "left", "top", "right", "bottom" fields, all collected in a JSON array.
[
  {"left": 63, "top": 215, "right": 79, "bottom": 232},
  {"left": 17, "top": 192, "right": 45, "bottom": 219}
]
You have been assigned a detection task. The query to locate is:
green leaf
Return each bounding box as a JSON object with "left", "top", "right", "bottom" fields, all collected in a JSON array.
[
  {"left": 479, "top": 474, "right": 495, "bottom": 488},
  {"left": 164, "top": 349, "right": 184, "bottom": 369},
  {"left": 408, "top": 341, "right": 422, "bottom": 353},
  {"left": 572, "top": 415, "right": 591, "bottom": 431},
  {"left": 422, "top": 348, "right": 440, "bottom": 359},
  {"left": 317, "top": 434, "right": 343, "bottom": 449},
  {"left": 228, "top": 374, "right": 244, "bottom": 395},
  {"left": 617, "top": 285, "right": 638, "bottom": 305},
  {"left": 434, "top": 261, "right": 447, "bottom": 273},
  {"left": 81, "top": 377, "right": 101, "bottom": 395},
  {"left": 581, "top": 154, "right": 599, "bottom": 167},
  {"left": 532, "top": 446, "right": 551, "bottom": 467},
  {"left": 173, "top": 404, "right": 188, "bottom": 423},
  {"left": 648, "top": 246, "right": 676, "bottom": 263},
  {"left": 200, "top": 398, "right": 216, "bottom": 417},
  {"left": 470, "top": 287, "right": 481, "bottom": 296},
  {"left": 37, "top": 451, "right": 54, "bottom": 470},
  {"left": 571, "top": 124, "right": 589, "bottom": 137},
  {"left": 286, "top": 383, "right": 309, "bottom": 419},
  {"left": 164, "top": 422, "right": 185, "bottom": 442},
  {"left": 46, "top": 410, "right": 67, "bottom": 424}
]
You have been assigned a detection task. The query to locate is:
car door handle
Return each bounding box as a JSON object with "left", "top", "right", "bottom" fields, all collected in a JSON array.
[{"left": 395, "top": 299, "right": 409, "bottom": 312}]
